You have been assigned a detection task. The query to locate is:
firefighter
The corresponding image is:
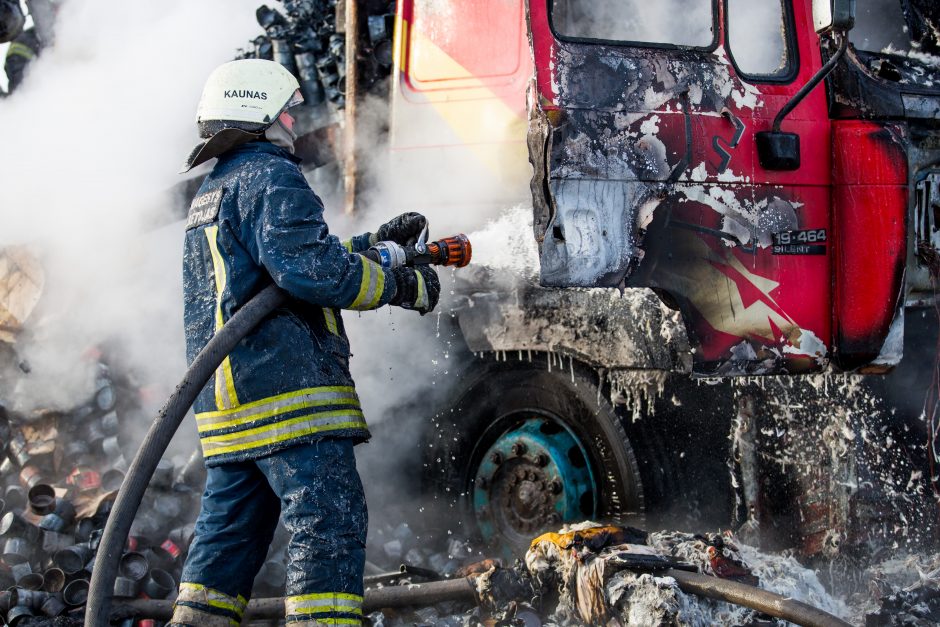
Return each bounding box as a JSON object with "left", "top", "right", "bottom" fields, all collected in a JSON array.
[
  {"left": 169, "top": 59, "right": 440, "bottom": 626},
  {"left": 2, "top": 0, "right": 58, "bottom": 94},
  {"left": 4, "top": 26, "right": 39, "bottom": 93}
]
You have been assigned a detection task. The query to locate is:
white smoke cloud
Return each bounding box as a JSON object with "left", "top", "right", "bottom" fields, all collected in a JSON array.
[
  {"left": 0, "top": 0, "right": 262, "bottom": 420},
  {"left": 0, "top": 0, "right": 534, "bottom": 467}
]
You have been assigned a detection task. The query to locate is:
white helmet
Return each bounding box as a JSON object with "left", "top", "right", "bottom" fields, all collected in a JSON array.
[{"left": 182, "top": 59, "right": 304, "bottom": 172}]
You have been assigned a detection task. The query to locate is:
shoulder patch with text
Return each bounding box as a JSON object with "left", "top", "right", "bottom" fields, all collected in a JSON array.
[{"left": 186, "top": 189, "right": 224, "bottom": 229}]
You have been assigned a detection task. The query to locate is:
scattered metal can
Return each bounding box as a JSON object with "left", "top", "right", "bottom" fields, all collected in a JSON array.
[
  {"left": 27, "top": 484, "right": 56, "bottom": 515},
  {"left": 0, "top": 512, "right": 42, "bottom": 543},
  {"left": 112, "top": 575, "right": 139, "bottom": 598},
  {"left": 40, "top": 529, "right": 74, "bottom": 554},
  {"left": 16, "top": 572, "right": 43, "bottom": 591},
  {"left": 74, "top": 517, "right": 96, "bottom": 543},
  {"left": 66, "top": 467, "right": 101, "bottom": 492},
  {"left": 8, "top": 433, "right": 29, "bottom": 466},
  {"left": 62, "top": 578, "right": 89, "bottom": 606},
  {"left": 40, "top": 567, "right": 65, "bottom": 593},
  {"left": 101, "top": 468, "right": 125, "bottom": 491},
  {"left": 39, "top": 594, "right": 66, "bottom": 617},
  {"left": 142, "top": 568, "right": 175, "bottom": 599},
  {"left": 5, "top": 604, "right": 35, "bottom": 625},
  {"left": 53, "top": 497, "right": 76, "bottom": 525},
  {"left": 10, "top": 587, "right": 49, "bottom": 610},
  {"left": 53, "top": 544, "right": 93, "bottom": 575},
  {"left": 39, "top": 513, "right": 67, "bottom": 533},
  {"left": 143, "top": 545, "right": 174, "bottom": 570},
  {"left": 10, "top": 562, "right": 31, "bottom": 584},
  {"left": 18, "top": 465, "right": 44, "bottom": 489},
  {"left": 160, "top": 538, "right": 182, "bottom": 562},
  {"left": 2, "top": 537, "right": 32, "bottom": 565},
  {"left": 118, "top": 551, "right": 149, "bottom": 582}
]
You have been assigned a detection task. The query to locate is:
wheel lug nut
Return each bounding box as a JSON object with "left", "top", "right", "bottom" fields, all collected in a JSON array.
[
  {"left": 490, "top": 452, "right": 503, "bottom": 465},
  {"left": 534, "top": 453, "right": 549, "bottom": 467},
  {"left": 549, "top": 479, "right": 563, "bottom": 494},
  {"left": 547, "top": 512, "right": 561, "bottom": 525},
  {"left": 511, "top": 442, "right": 527, "bottom": 457}
]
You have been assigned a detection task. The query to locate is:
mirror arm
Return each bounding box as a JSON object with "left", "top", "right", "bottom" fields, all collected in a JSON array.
[{"left": 772, "top": 33, "right": 848, "bottom": 132}]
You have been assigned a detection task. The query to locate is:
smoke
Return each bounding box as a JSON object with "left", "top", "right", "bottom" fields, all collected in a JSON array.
[
  {"left": 0, "top": 0, "right": 262, "bottom": 425},
  {"left": 334, "top": 86, "right": 532, "bottom": 425}
]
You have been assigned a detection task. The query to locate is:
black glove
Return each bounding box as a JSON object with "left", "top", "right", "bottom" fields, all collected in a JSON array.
[
  {"left": 389, "top": 265, "right": 440, "bottom": 314},
  {"left": 370, "top": 212, "right": 428, "bottom": 246}
]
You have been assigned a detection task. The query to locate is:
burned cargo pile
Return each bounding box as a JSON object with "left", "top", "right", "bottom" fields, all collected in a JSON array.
[
  {"left": 853, "top": 554, "right": 940, "bottom": 626},
  {"left": 0, "top": 369, "right": 204, "bottom": 626},
  {"left": 362, "top": 521, "right": 856, "bottom": 626}
]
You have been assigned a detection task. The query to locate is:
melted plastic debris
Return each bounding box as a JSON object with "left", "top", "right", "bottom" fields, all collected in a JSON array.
[{"left": 368, "top": 522, "right": 859, "bottom": 627}]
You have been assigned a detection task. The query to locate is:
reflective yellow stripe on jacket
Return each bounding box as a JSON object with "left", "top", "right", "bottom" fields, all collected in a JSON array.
[
  {"left": 195, "top": 386, "right": 359, "bottom": 432},
  {"left": 6, "top": 42, "right": 35, "bottom": 61},
  {"left": 347, "top": 256, "right": 385, "bottom": 310},
  {"left": 200, "top": 410, "right": 367, "bottom": 458},
  {"left": 323, "top": 308, "right": 340, "bottom": 335},
  {"left": 205, "top": 226, "right": 240, "bottom": 411},
  {"left": 195, "top": 386, "right": 366, "bottom": 460}
]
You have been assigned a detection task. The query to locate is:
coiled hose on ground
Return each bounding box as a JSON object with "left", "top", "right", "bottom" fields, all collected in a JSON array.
[
  {"left": 84, "top": 283, "right": 852, "bottom": 627},
  {"left": 85, "top": 285, "right": 287, "bottom": 626}
]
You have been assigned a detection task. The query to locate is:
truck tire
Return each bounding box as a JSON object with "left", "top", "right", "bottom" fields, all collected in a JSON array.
[{"left": 424, "top": 355, "right": 645, "bottom": 553}]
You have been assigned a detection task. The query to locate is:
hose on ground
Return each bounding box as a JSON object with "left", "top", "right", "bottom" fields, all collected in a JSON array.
[
  {"left": 111, "top": 570, "right": 850, "bottom": 627},
  {"left": 114, "top": 578, "right": 478, "bottom": 621},
  {"left": 666, "top": 568, "right": 852, "bottom": 627},
  {"left": 85, "top": 285, "right": 287, "bottom": 626}
]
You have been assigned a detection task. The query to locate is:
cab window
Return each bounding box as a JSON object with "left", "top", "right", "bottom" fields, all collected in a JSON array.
[
  {"left": 727, "top": 0, "right": 793, "bottom": 79},
  {"left": 550, "top": 0, "right": 714, "bottom": 48}
]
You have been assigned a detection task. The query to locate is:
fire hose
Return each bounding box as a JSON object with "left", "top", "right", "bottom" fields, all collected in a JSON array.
[
  {"left": 85, "top": 234, "right": 472, "bottom": 626},
  {"left": 107, "top": 568, "right": 851, "bottom": 627}
]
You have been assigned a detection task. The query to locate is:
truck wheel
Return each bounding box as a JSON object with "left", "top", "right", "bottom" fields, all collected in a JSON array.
[{"left": 425, "top": 355, "right": 644, "bottom": 554}]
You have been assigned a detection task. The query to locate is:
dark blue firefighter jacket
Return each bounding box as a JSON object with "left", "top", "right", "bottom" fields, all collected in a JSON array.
[{"left": 182, "top": 142, "right": 395, "bottom": 466}]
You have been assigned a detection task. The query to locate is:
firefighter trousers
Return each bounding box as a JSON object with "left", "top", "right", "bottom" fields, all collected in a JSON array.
[{"left": 170, "top": 438, "right": 367, "bottom": 626}]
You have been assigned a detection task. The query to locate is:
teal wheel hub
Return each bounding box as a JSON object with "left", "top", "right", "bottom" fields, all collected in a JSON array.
[{"left": 473, "top": 414, "right": 597, "bottom": 547}]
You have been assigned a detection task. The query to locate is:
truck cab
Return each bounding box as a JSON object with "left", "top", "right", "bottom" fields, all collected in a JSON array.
[{"left": 526, "top": 0, "right": 940, "bottom": 376}]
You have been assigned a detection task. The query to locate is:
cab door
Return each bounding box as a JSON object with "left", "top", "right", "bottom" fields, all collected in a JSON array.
[{"left": 526, "top": 0, "right": 832, "bottom": 375}]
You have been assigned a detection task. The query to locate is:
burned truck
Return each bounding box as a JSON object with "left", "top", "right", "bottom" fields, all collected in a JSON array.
[{"left": 220, "top": 0, "right": 940, "bottom": 567}]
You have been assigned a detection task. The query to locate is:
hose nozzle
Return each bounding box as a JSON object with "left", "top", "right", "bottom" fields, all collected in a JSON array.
[
  {"left": 366, "top": 233, "right": 473, "bottom": 269},
  {"left": 426, "top": 234, "right": 472, "bottom": 267}
]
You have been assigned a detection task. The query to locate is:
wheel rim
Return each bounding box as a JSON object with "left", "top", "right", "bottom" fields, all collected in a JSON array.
[{"left": 472, "top": 413, "right": 598, "bottom": 548}]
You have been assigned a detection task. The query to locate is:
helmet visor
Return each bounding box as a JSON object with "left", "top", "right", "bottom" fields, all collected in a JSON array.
[{"left": 285, "top": 89, "right": 304, "bottom": 110}]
